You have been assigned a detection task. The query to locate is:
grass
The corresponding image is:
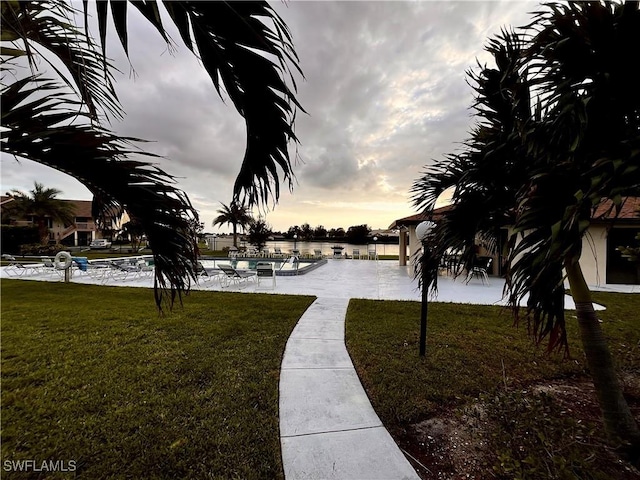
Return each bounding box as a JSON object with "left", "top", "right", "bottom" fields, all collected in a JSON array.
[
  {"left": 1, "top": 279, "right": 315, "bottom": 479},
  {"left": 346, "top": 292, "right": 640, "bottom": 478}
]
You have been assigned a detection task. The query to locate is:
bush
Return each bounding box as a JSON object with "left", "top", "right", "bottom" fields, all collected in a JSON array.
[{"left": 19, "top": 243, "right": 67, "bottom": 256}]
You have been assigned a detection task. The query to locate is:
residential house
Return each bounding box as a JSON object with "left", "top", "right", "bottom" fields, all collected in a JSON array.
[
  {"left": 390, "top": 198, "right": 640, "bottom": 286},
  {"left": 0, "top": 196, "right": 122, "bottom": 247}
]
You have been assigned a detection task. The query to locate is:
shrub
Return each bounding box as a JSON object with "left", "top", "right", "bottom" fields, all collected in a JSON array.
[
  {"left": 19, "top": 243, "right": 66, "bottom": 256},
  {"left": 0, "top": 225, "right": 39, "bottom": 253}
]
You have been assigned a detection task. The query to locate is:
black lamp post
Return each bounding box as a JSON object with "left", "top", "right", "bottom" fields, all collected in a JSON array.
[
  {"left": 373, "top": 236, "right": 378, "bottom": 259},
  {"left": 415, "top": 221, "right": 435, "bottom": 356}
]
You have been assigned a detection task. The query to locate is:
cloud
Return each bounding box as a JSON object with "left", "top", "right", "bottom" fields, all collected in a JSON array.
[{"left": 2, "top": 1, "right": 540, "bottom": 232}]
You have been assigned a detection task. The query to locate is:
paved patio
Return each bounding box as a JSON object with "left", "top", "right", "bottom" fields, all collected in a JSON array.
[{"left": 4, "top": 258, "right": 626, "bottom": 307}]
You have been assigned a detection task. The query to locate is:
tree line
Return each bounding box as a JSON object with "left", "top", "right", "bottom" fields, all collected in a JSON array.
[{"left": 212, "top": 202, "right": 392, "bottom": 248}]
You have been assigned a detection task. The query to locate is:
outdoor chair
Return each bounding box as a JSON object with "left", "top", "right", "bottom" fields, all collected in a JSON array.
[
  {"left": 72, "top": 256, "right": 88, "bottom": 272},
  {"left": 273, "top": 247, "right": 285, "bottom": 258},
  {"left": 255, "top": 262, "right": 276, "bottom": 290},
  {"left": 135, "top": 259, "right": 155, "bottom": 278},
  {"left": 313, "top": 249, "right": 323, "bottom": 259},
  {"left": 352, "top": 249, "right": 360, "bottom": 260},
  {"left": 3, "top": 256, "right": 45, "bottom": 276},
  {"left": 82, "top": 261, "right": 111, "bottom": 281},
  {"left": 368, "top": 250, "right": 378, "bottom": 260},
  {"left": 37, "top": 258, "right": 63, "bottom": 277},
  {"left": 465, "top": 256, "right": 493, "bottom": 285},
  {"left": 104, "top": 261, "right": 142, "bottom": 283},
  {"left": 196, "top": 261, "right": 220, "bottom": 283},
  {"left": 218, "top": 264, "right": 257, "bottom": 288}
]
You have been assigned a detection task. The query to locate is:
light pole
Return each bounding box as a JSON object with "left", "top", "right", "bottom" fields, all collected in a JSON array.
[
  {"left": 212, "top": 233, "right": 217, "bottom": 251},
  {"left": 415, "top": 221, "right": 435, "bottom": 356},
  {"left": 293, "top": 233, "right": 298, "bottom": 254},
  {"left": 373, "top": 236, "right": 378, "bottom": 259}
]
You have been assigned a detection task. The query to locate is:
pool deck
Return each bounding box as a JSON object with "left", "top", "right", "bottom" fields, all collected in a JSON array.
[
  {"left": 1, "top": 259, "right": 636, "bottom": 479},
  {"left": 3, "top": 258, "right": 636, "bottom": 302}
]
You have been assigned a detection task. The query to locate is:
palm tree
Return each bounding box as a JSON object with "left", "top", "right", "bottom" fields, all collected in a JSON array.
[
  {"left": 212, "top": 202, "right": 252, "bottom": 248},
  {"left": 1, "top": 1, "right": 303, "bottom": 306},
  {"left": 412, "top": 1, "right": 640, "bottom": 459},
  {"left": 5, "top": 182, "right": 76, "bottom": 244}
]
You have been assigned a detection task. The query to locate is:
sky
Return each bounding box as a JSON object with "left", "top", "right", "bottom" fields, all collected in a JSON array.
[{"left": 1, "top": 1, "right": 540, "bottom": 233}]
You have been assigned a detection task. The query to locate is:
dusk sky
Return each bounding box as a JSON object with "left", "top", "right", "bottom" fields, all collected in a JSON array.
[{"left": 1, "top": 1, "right": 540, "bottom": 233}]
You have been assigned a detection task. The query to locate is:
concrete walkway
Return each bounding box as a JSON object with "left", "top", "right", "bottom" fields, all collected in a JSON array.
[{"left": 279, "top": 297, "right": 420, "bottom": 480}]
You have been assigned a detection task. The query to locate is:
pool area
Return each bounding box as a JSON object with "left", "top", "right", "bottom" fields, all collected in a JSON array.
[{"left": 199, "top": 257, "right": 327, "bottom": 276}]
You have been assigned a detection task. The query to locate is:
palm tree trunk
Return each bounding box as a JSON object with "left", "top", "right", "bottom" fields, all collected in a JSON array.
[
  {"left": 565, "top": 260, "right": 640, "bottom": 461},
  {"left": 37, "top": 218, "right": 49, "bottom": 244},
  {"left": 232, "top": 224, "right": 238, "bottom": 247}
]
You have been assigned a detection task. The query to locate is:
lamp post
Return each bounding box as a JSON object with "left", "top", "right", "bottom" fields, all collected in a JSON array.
[
  {"left": 293, "top": 233, "right": 298, "bottom": 254},
  {"left": 415, "top": 221, "right": 435, "bottom": 356},
  {"left": 373, "top": 236, "right": 378, "bottom": 259},
  {"left": 212, "top": 233, "right": 217, "bottom": 252}
]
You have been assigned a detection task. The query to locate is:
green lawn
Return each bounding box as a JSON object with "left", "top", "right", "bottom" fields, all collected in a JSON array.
[
  {"left": 1, "top": 280, "right": 315, "bottom": 479},
  {"left": 346, "top": 292, "right": 640, "bottom": 478}
]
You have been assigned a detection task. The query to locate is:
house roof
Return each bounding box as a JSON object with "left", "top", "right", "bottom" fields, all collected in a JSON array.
[
  {"left": 390, "top": 197, "right": 640, "bottom": 230},
  {"left": 388, "top": 205, "right": 453, "bottom": 230},
  {"left": 592, "top": 197, "right": 640, "bottom": 223},
  {"left": 68, "top": 200, "right": 93, "bottom": 218}
]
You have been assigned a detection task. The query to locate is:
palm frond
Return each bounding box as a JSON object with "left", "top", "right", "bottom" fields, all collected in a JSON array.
[
  {"left": 1, "top": 0, "right": 121, "bottom": 120},
  {"left": 84, "top": 0, "right": 305, "bottom": 207},
  {"left": 1, "top": 75, "right": 199, "bottom": 309}
]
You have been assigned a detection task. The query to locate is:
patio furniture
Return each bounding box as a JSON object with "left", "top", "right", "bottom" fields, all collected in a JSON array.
[
  {"left": 196, "top": 261, "right": 219, "bottom": 282},
  {"left": 313, "top": 249, "right": 324, "bottom": 259},
  {"left": 105, "top": 261, "right": 143, "bottom": 282},
  {"left": 465, "top": 256, "right": 493, "bottom": 285},
  {"left": 331, "top": 245, "right": 344, "bottom": 259},
  {"left": 218, "top": 264, "right": 257, "bottom": 287},
  {"left": 72, "top": 256, "right": 89, "bottom": 271},
  {"left": 280, "top": 255, "right": 300, "bottom": 274},
  {"left": 4, "top": 261, "right": 44, "bottom": 276},
  {"left": 36, "top": 258, "right": 63, "bottom": 277},
  {"left": 3, "top": 256, "right": 46, "bottom": 276},
  {"left": 135, "top": 259, "right": 155, "bottom": 278},
  {"left": 352, "top": 249, "right": 360, "bottom": 260},
  {"left": 256, "top": 262, "right": 276, "bottom": 290},
  {"left": 81, "top": 262, "right": 111, "bottom": 281},
  {"left": 368, "top": 249, "right": 378, "bottom": 261},
  {"left": 273, "top": 247, "right": 285, "bottom": 258}
]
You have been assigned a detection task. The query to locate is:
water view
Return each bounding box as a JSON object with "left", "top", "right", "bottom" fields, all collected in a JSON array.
[{"left": 259, "top": 240, "right": 405, "bottom": 257}]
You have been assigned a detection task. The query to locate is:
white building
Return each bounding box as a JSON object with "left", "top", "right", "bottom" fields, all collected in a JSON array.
[{"left": 390, "top": 198, "right": 640, "bottom": 286}]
